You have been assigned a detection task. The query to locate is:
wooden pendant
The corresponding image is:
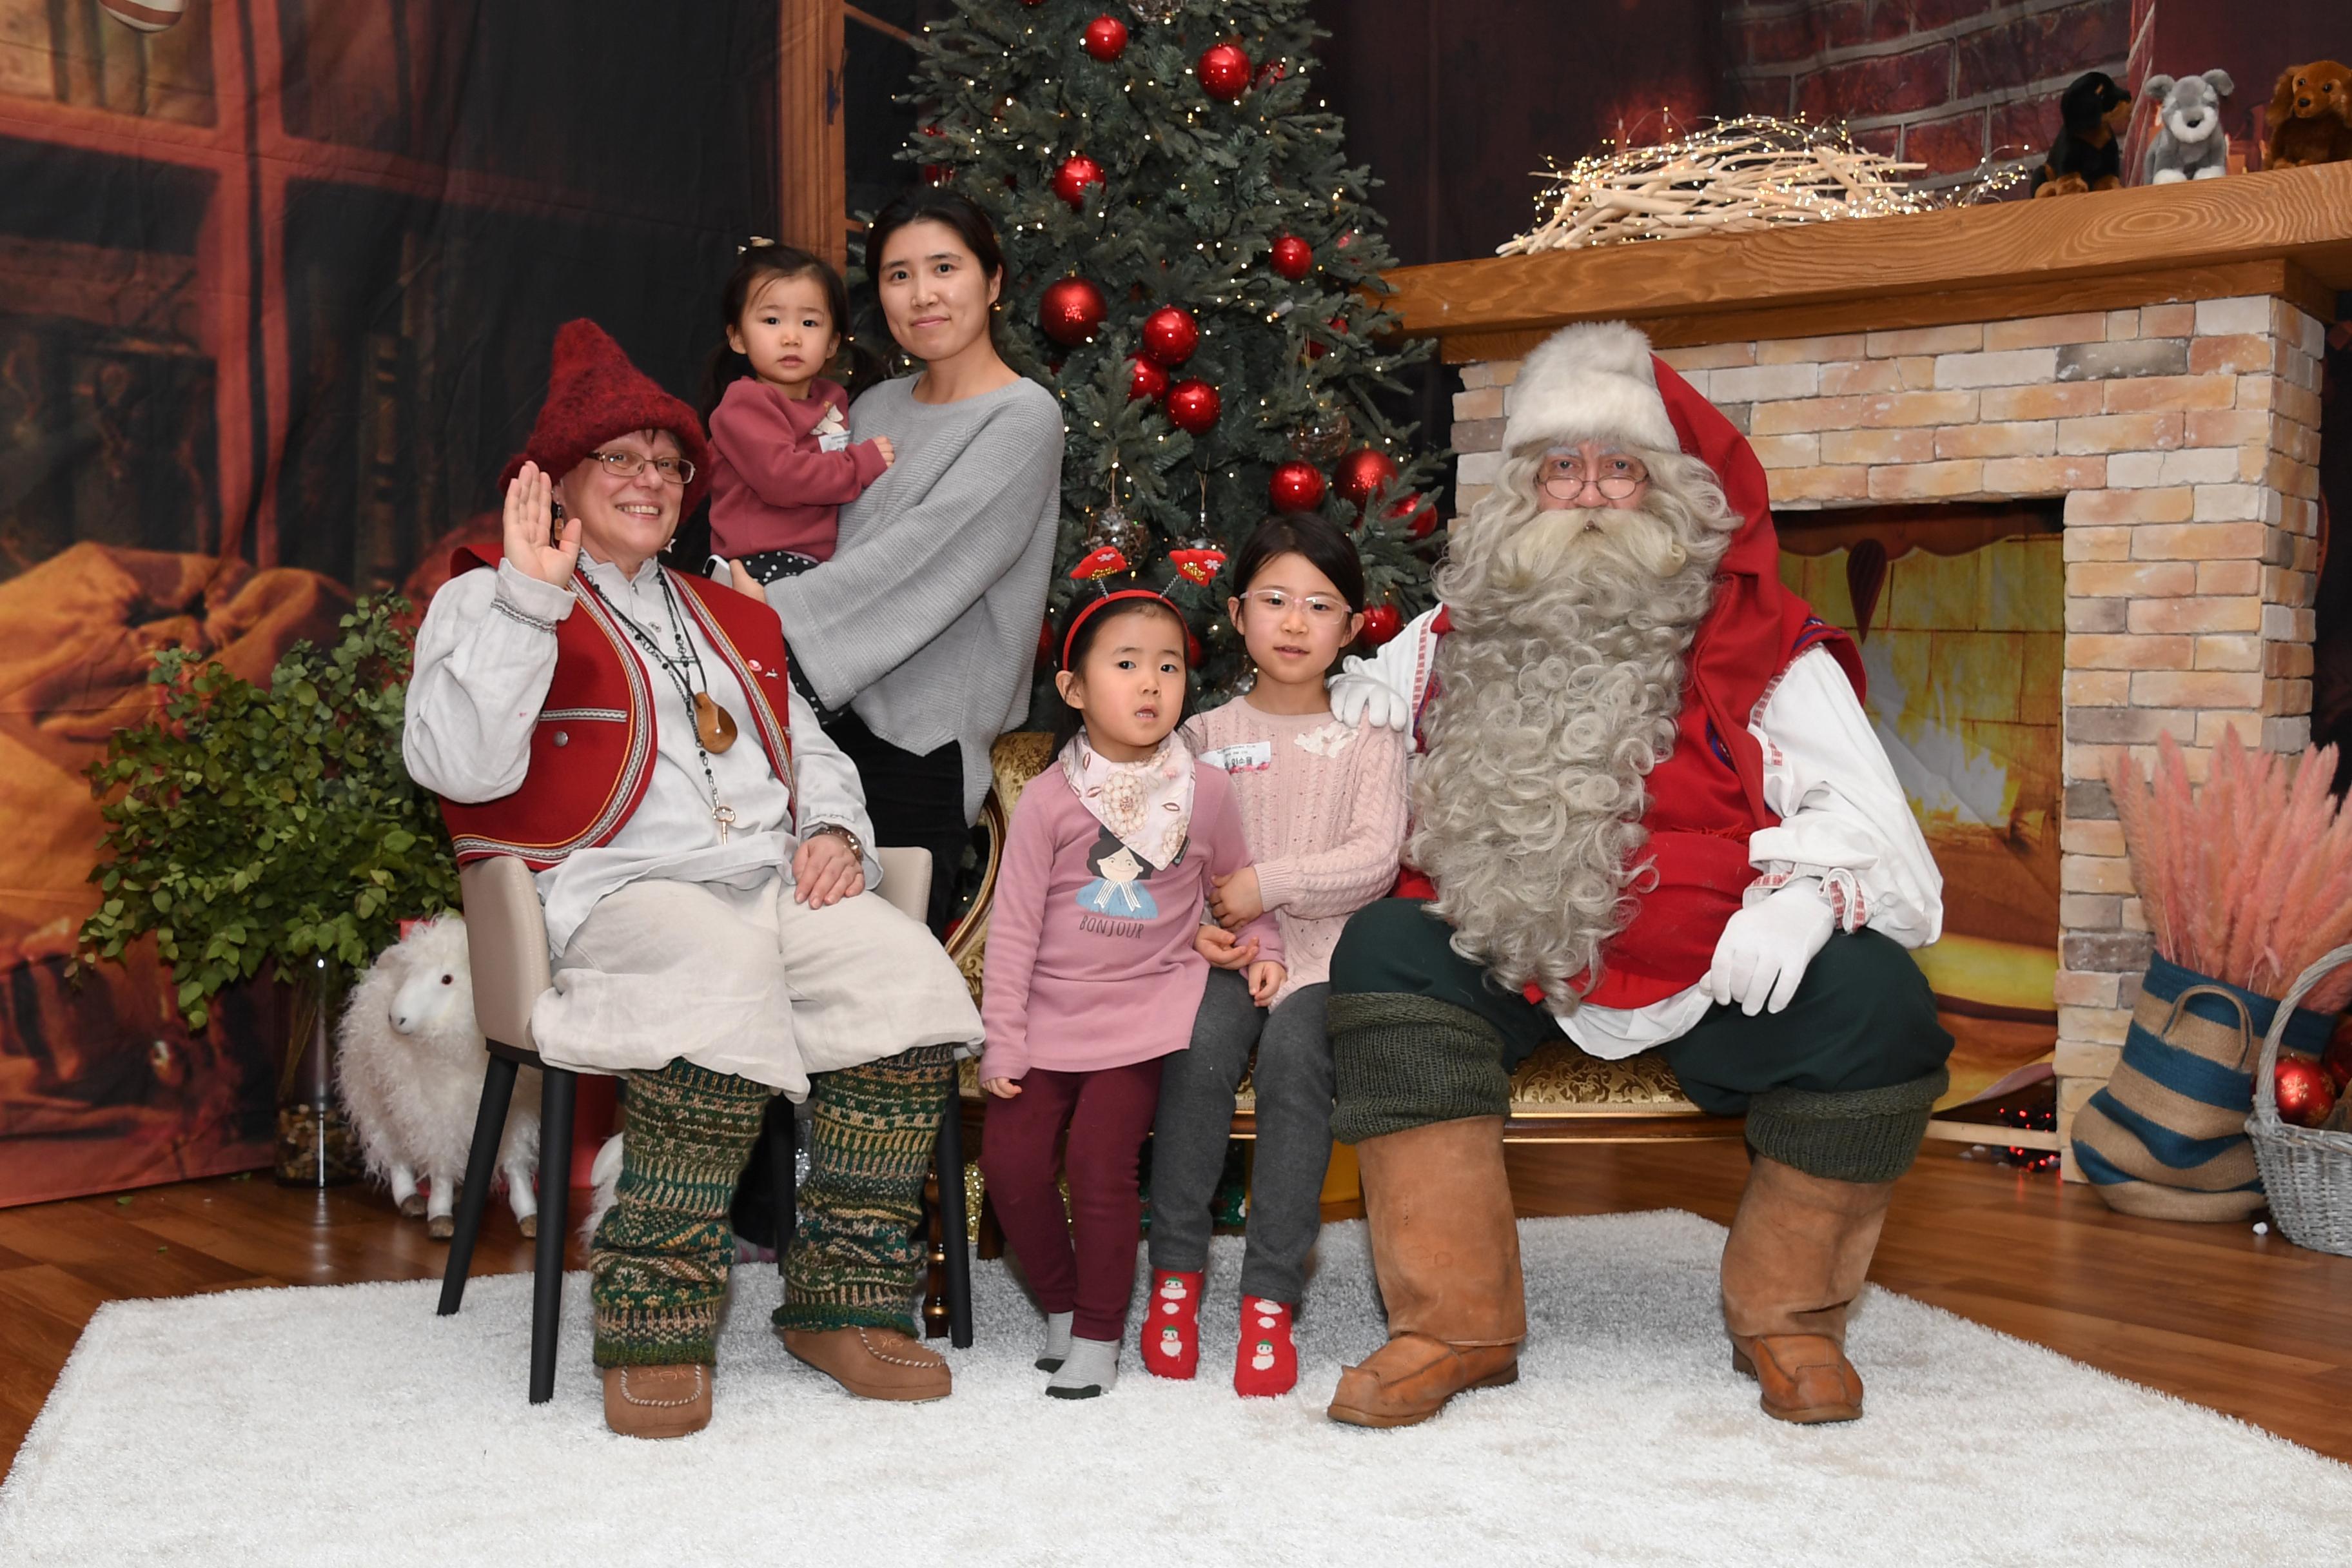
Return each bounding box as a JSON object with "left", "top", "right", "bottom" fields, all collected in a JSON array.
[{"left": 693, "top": 692, "right": 738, "bottom": 753}]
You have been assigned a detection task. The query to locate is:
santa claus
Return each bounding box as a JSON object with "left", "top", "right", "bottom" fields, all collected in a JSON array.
[{"left": 1324, "top": 322, "right": 1950, "bottom": 1429}]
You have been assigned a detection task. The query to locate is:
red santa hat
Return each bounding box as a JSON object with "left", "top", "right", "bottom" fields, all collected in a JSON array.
[
  {"left": 498, "top": 319, "right": 713, "bottom": 514},
  {"left": 1500, "top": 320, "right": 1681, "bottom": 456}
]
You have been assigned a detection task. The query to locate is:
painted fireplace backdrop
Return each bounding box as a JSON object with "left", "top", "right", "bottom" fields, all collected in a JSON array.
[{"left": 0, "top": 1, "right": 779, "bottom": 1206}]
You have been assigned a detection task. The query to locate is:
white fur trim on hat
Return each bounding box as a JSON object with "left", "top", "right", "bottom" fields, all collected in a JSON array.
[{"left": 1501, "top": 321, "right": 1677, "bottom": 456}]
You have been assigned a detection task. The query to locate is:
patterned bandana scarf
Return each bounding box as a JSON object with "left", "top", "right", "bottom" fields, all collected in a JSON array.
[{"left": 1060, "top": 729, "right": 1194, "bottom": 872}]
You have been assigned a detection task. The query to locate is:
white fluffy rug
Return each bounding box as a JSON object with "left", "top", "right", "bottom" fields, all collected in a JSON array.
[{"left": 5, "top": 1211, "right": 2347, "bottom": 1566}]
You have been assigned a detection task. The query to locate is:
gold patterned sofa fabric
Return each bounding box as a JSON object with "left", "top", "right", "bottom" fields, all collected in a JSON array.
[{"left": 950, "top": 732, "right": 1734, "bottom": 1142}]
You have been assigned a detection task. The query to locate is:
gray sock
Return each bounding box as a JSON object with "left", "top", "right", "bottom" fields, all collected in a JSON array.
[
  {"left": 1035, "top": 1310, "right": 1075, "bottom": 1373},
  {"left": 1046, "top": 1335, "right": 1121, "bottom": 1399}
]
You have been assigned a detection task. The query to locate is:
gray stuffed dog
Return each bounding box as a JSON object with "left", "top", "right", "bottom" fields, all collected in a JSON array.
[{"left": 2144, "top": 70, "right": 2235, "bottom": 183}]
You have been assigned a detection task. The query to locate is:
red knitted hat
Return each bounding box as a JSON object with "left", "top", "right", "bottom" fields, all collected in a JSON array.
[{"left": 498, "top": 319, "right": 712, "bottom": 514}]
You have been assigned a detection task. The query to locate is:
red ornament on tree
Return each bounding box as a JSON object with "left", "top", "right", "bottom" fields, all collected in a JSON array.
[
  {"left": 1268, "top": 461, "right": 1327, "bottom": 513},
  {"left": 1256, "top": 59, "right": 1289, "bottom": 89},
  {"left": 1141, "top": 305, "right": 1199, "bottom": 366},
  {"left": 1360, "top": 603, "right": 1402, "bottom": 647},
  {"left": 1081, "top": 15, "right": 1128, "bottom": 61},
  {"left": 1307, "top": 314, "right": 1349, "bottom": 361},
  {"left": 1052, "top": 153, "right": 1107, "bottom": 209},
  {"left": 1269, "top": 233, "right": 1313, "bottom": 280},
  {"left": 1165, "top": 378, "right": 1220, "bottom": 435},
  {"left": 1126, "top": 355, "right": 1170, "bottom": 402},
  {"left": 1335, "top": 447, "right": 1402, "bottom": 507},
  {"left": 1197, "top": 43, "right": 1251, "bottom": 101},
  {"left": 2276, "top": 1055, "right": 2339, "bottom": 1128},
  {"left": 919, "top": 124, "right": 950, "bottom": 186},
  {"left": 1039, "top": 277, "right": 1108, "bottom": 346},
  {"left": 1388, "top": 493, "right": 1440, "bottom": 539}
]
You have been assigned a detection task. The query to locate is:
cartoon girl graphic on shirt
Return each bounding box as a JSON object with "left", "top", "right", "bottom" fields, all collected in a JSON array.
[{"left": 1076, "top": 825, "right": 1169, "bottom": 919}]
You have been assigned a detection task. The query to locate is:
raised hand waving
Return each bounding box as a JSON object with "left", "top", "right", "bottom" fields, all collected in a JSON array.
[{"left": 502, "top": 461, "right": 582, "bottom": 587}]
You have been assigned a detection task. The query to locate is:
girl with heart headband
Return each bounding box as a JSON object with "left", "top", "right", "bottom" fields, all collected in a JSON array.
[
  {"left": 975, "top": 546, "right": 1286, "bottom": 1401},
  {"left": 1142, "top": 512, "right": 1410, "bottom": 1397}
]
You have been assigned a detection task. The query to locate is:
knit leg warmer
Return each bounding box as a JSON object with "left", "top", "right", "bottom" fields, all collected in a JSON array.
[
  {"left": 1328, "top": 992, "right": 1513, "bottom": 1145},
  {"left": 1743, "top": 1068, "right": 1950, "bottom": 1186},
  {"left": 774, "top": 1044, "right": 956, "bottom": 1335},
  {"left": 591, "top": 1059, "right": 774, "bottom": 1367}
]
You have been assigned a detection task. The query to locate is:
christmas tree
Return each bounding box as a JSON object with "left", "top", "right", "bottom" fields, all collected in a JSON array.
[{"left": 900, "top": 0, "right": 1444, "bottom": 694}]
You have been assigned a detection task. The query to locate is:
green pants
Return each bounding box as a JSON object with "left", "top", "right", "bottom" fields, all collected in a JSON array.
[
  {"left": 589, "top": 1046, "right": 954, "bottom": 1366},
  {"left": 1326, "top": 899, "right": 1952, "bottom": 1184}
]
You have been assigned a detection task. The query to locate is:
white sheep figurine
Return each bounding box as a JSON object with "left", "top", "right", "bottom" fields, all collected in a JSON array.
[{"left": 337, "top": 912, "right": 542, "bottom": 1239}]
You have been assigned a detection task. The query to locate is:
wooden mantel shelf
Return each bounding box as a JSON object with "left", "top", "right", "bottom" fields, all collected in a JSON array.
[{"left": 1382, "top": 163, "right": 2352, "bottom": 362}]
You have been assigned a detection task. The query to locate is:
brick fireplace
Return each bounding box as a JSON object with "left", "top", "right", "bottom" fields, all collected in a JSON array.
[{"left": 1382, "top": 166, "right": 2352, "bottom": 1173}]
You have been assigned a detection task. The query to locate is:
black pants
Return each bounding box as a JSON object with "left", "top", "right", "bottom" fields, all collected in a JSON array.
[{"left": 825, "top": 710, "right": 968, "bottom": 939}]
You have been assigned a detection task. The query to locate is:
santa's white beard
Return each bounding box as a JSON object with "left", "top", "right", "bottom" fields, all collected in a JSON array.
[{"left": 1409, "top": 474, "right": 1731, "bottom": 1008}]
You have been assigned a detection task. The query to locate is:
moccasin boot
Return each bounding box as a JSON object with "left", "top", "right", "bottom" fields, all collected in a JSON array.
[
  {"left": 1720, "top": 1154, "right": 1896, "bottom": 1425},
  {"left": 602, "top": 1363, "right": 712, "bottom": 1439},
  {"left": 779, "top": 1326, "right": 952, "bottom": 1402},
  {"left": 1328, "top": 1115, "right": 1524, "bottom": 1429}
]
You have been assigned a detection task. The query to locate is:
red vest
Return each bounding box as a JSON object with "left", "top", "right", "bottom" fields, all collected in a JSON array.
[{"left": 436, "top": 545, "right": 796, "bottom": 868}]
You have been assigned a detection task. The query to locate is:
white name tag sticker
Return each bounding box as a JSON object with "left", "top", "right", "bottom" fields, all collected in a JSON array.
[
  {"left": 1200, "top": 740, "right": 1272, "bottom": 773},
  {"left": 818, "top": 431, "right": 852, "bottom": 453}
]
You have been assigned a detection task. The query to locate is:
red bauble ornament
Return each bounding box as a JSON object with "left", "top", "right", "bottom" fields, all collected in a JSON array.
[
  {"left": 1165, "top": 378, "right": 1220, "bottom": 435},
  {"left": 1388, "top": 493, "right": 1440, "bottom": 539},
  {"left": 2275, "top": 1055, "right": 2339, "bottom": 1128},
  {"left": 1360, "top": 604, "right": 1402, "bottom": 647},
  {"left": 1198, "top": 43, "right": 1251, "bottom": 101},
  {"left": 1186, "top": 625, "right": 1204, "bottom": 667},
  {"left": 1269, "top": 233, "right": 1313, "bottom": 280},
  {"left": 1256, "top": 59, "right": 1288, "bottom": 89},
  {"left": 1307, "top": 314, "right": 1349, "bottom": 361},
  {"left": 1052, "top": 153, "right": 1106, "bottom": 209},
  {"left": 1126, "top": 355, "right": 1170, "bottom": 402},
  {"left": 1335, "top": 448, "right": 1402, "bottom": 507},
  {"left": 1038, "top": 277, "right": 1108, "bottom": 346},
  {"left": 1141, "top": 304, "right": 1199, "bottom": 366},
  {"left": 919, "top": 124, "right": 950, "bottom": 186},
  {"left": 1268, "top": 461, "right": 1327, "bottom": 513},
  {"left": 1082, "top": 15, "right": 1128, "bottom": 61}
]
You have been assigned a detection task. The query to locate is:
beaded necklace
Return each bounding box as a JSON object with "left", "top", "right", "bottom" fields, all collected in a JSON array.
[{"left": 581, "top": 567, "right": 741, "bottom": 843}]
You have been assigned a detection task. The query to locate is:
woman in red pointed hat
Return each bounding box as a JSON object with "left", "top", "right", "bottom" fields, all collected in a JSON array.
[{"left": 404, "top": 319, "right": 984, "bottom": 1437}]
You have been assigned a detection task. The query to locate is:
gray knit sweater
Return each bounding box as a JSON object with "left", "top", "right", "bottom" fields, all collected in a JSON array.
[{"left": 766, "top": 373, "right": 1063, "bottom": 823}]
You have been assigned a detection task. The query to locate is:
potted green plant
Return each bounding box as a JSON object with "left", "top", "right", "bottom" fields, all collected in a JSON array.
[{"left": 75, "top": 596, "right": 459, "bottom": 1185}]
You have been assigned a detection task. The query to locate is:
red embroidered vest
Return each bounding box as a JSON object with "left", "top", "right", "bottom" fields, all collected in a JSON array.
[{"left": 435, "top": 545, "right": 796, "bottom": 868}]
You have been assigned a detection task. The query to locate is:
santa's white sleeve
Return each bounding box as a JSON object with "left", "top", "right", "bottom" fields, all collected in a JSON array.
[
  {"left": 1745, "top": 646, "right": 1943, "bottom": 950},
  {"left": 1377, "top": 607, "right": 1442, "bottom": 714}
]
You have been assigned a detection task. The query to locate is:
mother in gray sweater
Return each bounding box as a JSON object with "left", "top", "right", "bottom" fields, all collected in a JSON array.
[{"left": 765, "top": 192, "right": 1063, "bottom": 932}]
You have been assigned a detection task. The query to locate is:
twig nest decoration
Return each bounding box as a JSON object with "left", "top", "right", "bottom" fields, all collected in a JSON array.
[{"left": 1499, "top": 115, "right": 2020, "bottom": 255}]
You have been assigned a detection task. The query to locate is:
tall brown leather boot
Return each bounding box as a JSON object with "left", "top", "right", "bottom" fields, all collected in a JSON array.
[
  {"left": 1719, "top": 1155, "right": 1896, "bottom": 1424},
  {"left": 1327, "top": 1115, "right": 1524, "bottom": 1429}
]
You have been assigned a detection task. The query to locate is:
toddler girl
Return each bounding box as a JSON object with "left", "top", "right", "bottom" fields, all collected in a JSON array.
[
  {"left": 701, "top": 242, "right": 894, "bottom": 583},
  {"left": 1145, "top": 515, "right": 1408, "bottom": 1396},
  {"left": 978, "top": 587, "right": 1284, "bottom": 1399}
]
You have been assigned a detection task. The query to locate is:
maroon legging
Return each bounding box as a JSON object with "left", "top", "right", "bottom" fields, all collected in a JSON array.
[{"left": 979, "top": 1057, "right": 1164, "bottom": 1342}]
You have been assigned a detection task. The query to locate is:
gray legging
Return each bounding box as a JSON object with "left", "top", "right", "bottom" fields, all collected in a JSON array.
[{"left": 1148, "top": 969, "right": 1333, "bottom": 1305}]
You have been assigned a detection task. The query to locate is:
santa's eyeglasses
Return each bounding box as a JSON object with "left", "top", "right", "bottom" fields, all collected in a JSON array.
[{"left": 1538, "top": 451, "right": 1647, "bottom": 501}]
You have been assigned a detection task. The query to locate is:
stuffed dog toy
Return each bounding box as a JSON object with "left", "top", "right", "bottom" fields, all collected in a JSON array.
[
  {"left": 2268, "top": 61, "right": 2352, "bottom": 170},
  {"left": 2144, "top": 70, "right": 2235, "bottom": 183},
  {"left": 2034, "top": 71, "right": 2133, "bottom": 196}
]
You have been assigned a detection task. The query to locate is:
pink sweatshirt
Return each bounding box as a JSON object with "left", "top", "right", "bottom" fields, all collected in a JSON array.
[
  {"left": 979, "top": 758, "right": 1281, "bottom": 1081},
  {"left": 706, "top": 376, "right": 890, "bottom": 561},
  {"left": 1182, "top": 699, "right": 1409, "bottom": 1004}
]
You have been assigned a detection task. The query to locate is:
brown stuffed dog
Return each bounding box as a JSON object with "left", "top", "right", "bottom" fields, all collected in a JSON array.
[{"left": 2268, "top": 61, "right": 2352, "bottom": 170}]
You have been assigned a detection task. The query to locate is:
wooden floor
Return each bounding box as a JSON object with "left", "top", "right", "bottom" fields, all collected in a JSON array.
[{"left": 2, "top": 1141, "right": 2347, "bottom": 1482}]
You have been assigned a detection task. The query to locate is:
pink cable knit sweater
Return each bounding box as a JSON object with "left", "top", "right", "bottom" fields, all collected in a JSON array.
[{"left": 1181, "top": 697, "right": 1409, "bottom": 1004}]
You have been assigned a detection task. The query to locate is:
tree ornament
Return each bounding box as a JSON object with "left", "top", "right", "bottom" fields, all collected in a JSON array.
[
  {"left": 1308, "top": 313, "right": 1349, "bottom": 360},
  {"left": 1198, "top": 43, "right": 1251, "bottom": 101},
  {"left": 1268, "top": 461, "right": 1326, "bottom": 513},
  {"left": 1360, "top": 603, "right": 1402, "bottom": 647},
  {"left": 919, "top": 124, "right": 951, "bottom": 186},
  {"left": 1039, "top": 277, "right": 1109, "bottom": 346},
  {"left": 1256, "top": 59, "right": 1289, "bottom": 89},
  {"left": 1141, "top": 305, "right": 1199, "bottom": 366},
  {"left": 1126, "top": 355, "right": 1170, "bottom": 402},
  {"left": 1052, "top": 153, "right": 1107, "bottom": 209},
  {"left": 1082, "top": 15, "right": 1128, "bottom": 61},
  {"left": 1126, "top": 0, "right": 1182, "bottom": 21},
  {"left": 2276, "top": 1055, "right": 2338, "bottom": 1128},
  {"left": 1269, "top": 233, "right": 1313, "bottom": 280},
  {"left": 1334, "top": 447, "right": 1402, "bottom": 507},
  {"left": 1388, "top": 493, "right": 1440, "bottom": 540},
  {"left": 1165, "top": 378, "right": 1220, "bottom": 434},
  {"left": 1291, "top": 403, "right": 1351, "bottom": 462},
  {"left": 1020, "top": 0, "right": 1048, "bottom": 6}
]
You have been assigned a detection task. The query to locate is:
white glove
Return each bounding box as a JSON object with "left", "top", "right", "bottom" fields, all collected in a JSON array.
[
  {"left": 1705, "top": 884, "right": 1836, "bottom": 1017},
  {"left": 1328, "top": 655, "right": 1411, "bottom": 730}
]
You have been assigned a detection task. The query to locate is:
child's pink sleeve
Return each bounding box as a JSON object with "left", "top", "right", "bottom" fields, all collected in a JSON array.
[
  {"left": 1200, "top": 769, "right": 1282, "bottom": 965},
  {"left": 709, "top": 384, "right": 889, "bottom": 507},
  {"left": 1253, "top": 722, "right": 1408, "bottom": 919},
  {"left": 978, "top": 779, "right": 1058, "bottom": 1082}
]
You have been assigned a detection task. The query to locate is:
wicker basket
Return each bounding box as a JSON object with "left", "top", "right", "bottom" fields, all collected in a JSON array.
[{"left": 2246, "top": 942, "right": 2352, "bottom": 1257}]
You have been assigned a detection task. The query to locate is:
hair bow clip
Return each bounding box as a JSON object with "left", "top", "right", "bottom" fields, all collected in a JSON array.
[
  {"left": 1168, "top": 547, "right": 1227, "bottom": 587},
  {"left": 1068, "top": 545, "right": 1131, "bottom": 582},
  {"left": 736, "top": 235, "right": 777, "bottom": 256}
]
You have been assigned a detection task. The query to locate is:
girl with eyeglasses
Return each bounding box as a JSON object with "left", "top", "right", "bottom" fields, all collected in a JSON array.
[{"left": 1140, "top": 513, "right": 1409, "bottom": 1398}]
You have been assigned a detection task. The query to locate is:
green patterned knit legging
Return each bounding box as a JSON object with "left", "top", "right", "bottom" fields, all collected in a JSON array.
[{"left": 590, "top": 1046, "right": 954, "bottom": 1367}]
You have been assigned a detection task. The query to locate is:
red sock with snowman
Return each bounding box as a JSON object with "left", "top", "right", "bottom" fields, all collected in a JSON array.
[
  {"left": 1139, "top": 1269, "right": 1203, "bottom": 1379},
  {"left": 1232, "top": 1297, "right": 1298, "bottom": 1398}
]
